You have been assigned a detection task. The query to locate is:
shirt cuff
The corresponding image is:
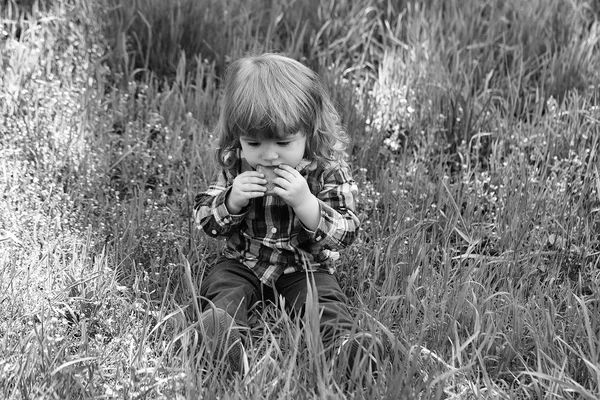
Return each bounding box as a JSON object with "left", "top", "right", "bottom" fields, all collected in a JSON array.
[
  {"left": 212, "top": 187, "right": 247, "bottom": 226},
  {"left": 304, "top": 199, "right": 330, "bottom": 244}
]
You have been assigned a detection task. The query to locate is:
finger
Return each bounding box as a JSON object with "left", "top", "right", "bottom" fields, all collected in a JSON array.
[
  {"left": 275, "top": 164, "right": 296, "bottom": 174},
  {"left": 271, "top": 186, "right": 285, "bottom": 197},
  {"left": 274, "top": 167, "right": 297, "bottom": 181},
  {"left": 241, "top": 186, "right": 266, "bottom": 198},
  {"left": 244, "top": 183, "right": 268, "bottom": 192},
  {"left": 240, "top": 171, "right": 267, "bottom": 180},
  {"left": 272, "top": 177, "right": 288, "bottom": 190},
  {"left": 242, "top": 176, "right": 268, "bottom": 185},
  {"left": 248, "top": 191, "right": 265, "bottom": 198}
]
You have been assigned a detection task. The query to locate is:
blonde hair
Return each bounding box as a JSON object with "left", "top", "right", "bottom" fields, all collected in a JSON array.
[{"left": 213, "top": 53, "right": 349, "bottom": 171}]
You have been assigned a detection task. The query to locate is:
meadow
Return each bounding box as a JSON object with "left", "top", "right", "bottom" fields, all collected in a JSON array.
[{"left": 1, "top": 0, "right": 599, "bottom": 398}]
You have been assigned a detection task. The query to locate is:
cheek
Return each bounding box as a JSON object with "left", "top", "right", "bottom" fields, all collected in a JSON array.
[
  {"left": 301, "top": 139, "right": 309, "bottom": 157},
  {"left": 293, "top": 143, "right": 306, "bottom": 158},
  {"left": 240, "top": 147, "right": 254, "bottom": 162}
]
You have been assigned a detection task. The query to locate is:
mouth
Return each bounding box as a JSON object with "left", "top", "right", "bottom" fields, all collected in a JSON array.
[
  {"left": 257, "top": 164, "right": 278, "bottom": 169},
  {"left": 259, "top": 163, "right": 281, "bottom": 167}
]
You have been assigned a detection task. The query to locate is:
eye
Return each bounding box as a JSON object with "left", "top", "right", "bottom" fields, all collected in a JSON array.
[
  {"left": 277, "top": 141, "right": 291, "bottom": 146},
  {"left": 245, "top": 141, "right": 261, "bottom": 147}
]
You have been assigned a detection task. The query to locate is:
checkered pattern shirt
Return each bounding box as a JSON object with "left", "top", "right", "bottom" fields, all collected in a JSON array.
[{"left": 193, "top": 157, "right": 360, "bottom": 286}]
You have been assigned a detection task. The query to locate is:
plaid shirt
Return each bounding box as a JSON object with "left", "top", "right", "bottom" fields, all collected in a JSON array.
[{"left": 193, "top": 157, "right": 360, "bottom": 286}]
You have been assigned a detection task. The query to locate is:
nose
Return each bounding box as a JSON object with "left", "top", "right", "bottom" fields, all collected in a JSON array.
[{"left": 262, "top": 143, "right": 279, "bottom": 162}]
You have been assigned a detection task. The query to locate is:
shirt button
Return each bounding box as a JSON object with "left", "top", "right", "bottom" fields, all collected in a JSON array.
[
  {"left": 223, "top": 218, "right": 230, "bottom": 223},
  {"left": 316, "top": 235, "right": 322, "bottom": 241},
  {"left": 271, "top": 227, "right": 277, "bottom": 234},
  {"left": 211, "top": 229, "right": 217, "bottom": 235}
]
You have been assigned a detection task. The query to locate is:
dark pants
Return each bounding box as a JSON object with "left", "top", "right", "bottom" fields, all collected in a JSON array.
[{"left": 199, "top": 257, "right": 356, "bottom": 349}]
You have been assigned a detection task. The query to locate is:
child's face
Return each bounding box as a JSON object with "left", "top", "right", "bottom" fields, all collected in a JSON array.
[{"left": 239, "top": 131, "right": 307, "bottom": 169}]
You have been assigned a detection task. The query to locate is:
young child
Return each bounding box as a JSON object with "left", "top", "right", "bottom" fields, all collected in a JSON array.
[{"left": 193, "top": 53, "right": 382, "bottom": 379}]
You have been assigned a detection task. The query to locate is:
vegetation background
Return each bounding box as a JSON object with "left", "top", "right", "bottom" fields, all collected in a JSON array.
[{"left": 1, "top": 0, "right": 599, "bottom": 398}]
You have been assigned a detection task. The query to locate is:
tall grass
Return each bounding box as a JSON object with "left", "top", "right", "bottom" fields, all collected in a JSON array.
[{"left": 1, "top": 0, "right": 599, "bottom": 398}]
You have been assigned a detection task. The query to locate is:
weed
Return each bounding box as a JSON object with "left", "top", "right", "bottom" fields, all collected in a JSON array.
[{"left": 1, "top": 0, "right": 599, "bottom": 398}]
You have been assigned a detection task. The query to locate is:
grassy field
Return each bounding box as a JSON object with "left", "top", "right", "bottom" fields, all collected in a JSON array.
[{"left": 1, "top": 0, "right": 599, "bottom": 398}]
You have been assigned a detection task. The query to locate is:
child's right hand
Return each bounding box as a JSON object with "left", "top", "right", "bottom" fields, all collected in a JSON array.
[{"left": 225, "top": 171, "right": 267, "bottom": 214}]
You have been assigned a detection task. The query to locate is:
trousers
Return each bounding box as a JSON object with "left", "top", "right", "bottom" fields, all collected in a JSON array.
[{"left": 199, "top": 257, "right": 356, "bottom": 349}]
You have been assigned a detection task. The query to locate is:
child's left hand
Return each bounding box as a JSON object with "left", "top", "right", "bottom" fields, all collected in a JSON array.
[{"left": 272, "top": 164, "right": 313, "bottom": 209}]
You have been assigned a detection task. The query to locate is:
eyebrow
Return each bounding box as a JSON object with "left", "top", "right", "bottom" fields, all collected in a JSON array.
[{"left": 241, "top": 132, "right": 302, "bottom": 141}]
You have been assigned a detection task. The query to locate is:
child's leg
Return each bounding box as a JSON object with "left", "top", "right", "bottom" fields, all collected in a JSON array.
[
  {"left": 274, "top": 271, "right": 355, "bottom": 349},
  {"left": 197, "top": 257, "right": 261, "bottom": 376},
  {"left": 199, "top": 257, "right": 262, "bottom": 327},
  {"left": 275, "top": 271, "right": 384, "bottom": 384}
]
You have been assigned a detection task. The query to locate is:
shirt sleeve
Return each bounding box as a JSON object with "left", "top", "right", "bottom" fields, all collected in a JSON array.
[
  {"left": 308, "top": 163, "right": 361, "bottom": 249},
  {"left": 193, "top": 169, "right": 247, "bottom": 238}
]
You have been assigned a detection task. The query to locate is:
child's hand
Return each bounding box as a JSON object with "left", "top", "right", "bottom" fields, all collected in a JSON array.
[
  {"left": 272, "top": 165, "right": 313, "bottom": 209},
  {"left": 226, "top": 171, "right": 267, "bottom": 213},
  {"left": 273, "top": 164, "right": 320, "bottom": 230}
]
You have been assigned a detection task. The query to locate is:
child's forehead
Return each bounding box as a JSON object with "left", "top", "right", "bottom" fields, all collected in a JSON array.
[{"left": 240, "top": 130, "right": 304, "bottom": 141}]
